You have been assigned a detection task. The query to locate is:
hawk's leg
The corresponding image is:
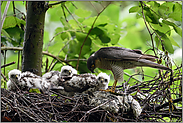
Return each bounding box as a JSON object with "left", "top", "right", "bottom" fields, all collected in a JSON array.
[
  {"left": 111, "top": 80, "right": 117, "bottom": 92},
  {"left": 100, "top": 80, "right": 117, "bottom": 93}
]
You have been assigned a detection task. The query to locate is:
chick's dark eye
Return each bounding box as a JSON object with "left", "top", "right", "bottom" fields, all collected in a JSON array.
[
  {"left": 104, "top": 79, "right": 108, "bottom": 82},
  {"left": 98, "top": 77, "right": 101, "bottom": 80},
  {"left": 63, "top": 70, "right": 67, "bottom": 73},
  {"left": 11, "top": 75, "right": 15, "bottom": 78}
]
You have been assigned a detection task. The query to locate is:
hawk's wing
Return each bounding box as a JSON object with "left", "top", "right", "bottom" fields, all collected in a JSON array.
[{"left": 96, "top": 47, "right": 158, "bottom": 62}]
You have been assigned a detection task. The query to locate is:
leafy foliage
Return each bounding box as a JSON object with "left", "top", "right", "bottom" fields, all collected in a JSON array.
[
  {"left": 1, "top": 1, "right": 182, "bottom": 122},
  {"left": 1, "top": 1, "right": 182, "bottom": 83}
]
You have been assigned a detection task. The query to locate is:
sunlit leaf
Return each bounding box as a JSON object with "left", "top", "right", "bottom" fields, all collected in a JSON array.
[
  {"left": 167, "top": 35, "right": 180, "bottom": 48},
  {"left": 3, "top": 16, "right": 25, "bottom": 29},
  {"left": 162, "top": 20, "right": 182, "bottom": 37},
  {"left": 110, "top": 33, "right": 120, "bottom": 45},
  {"left": 162, "top": 36, "right": 174, "bottom": 54},
  {"left": 169, "top": 12, "right": 182, "bottom": 21},
  {"left": 129, "top": 6, "right": 140, "bottom": 13},
  {"left": 151, "top": 23, "right": 171, "bottom": 35},
  {"left": 75, "top": 8, "right": 92, "bottom": 18},
  {"left": 76, "top": 32, "right": 91, "bottom": 46}
]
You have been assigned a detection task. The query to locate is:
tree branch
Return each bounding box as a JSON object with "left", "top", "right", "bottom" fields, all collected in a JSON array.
[
  {"left": 1, "top": 47, "right": 74, "bottom": 68},
  {"left": 1, "top": 1, "right": 10, "bottom": 30},
  {"left": 140, "top": 1, "right": 157, "bottom": 56},
  {"left": 48, "top": 1, "right": 66, "bottom": 8},
  {"left": 1, "top": 61, "right": 16, "bottom": 68},
  {"left": 76, "top": 2, "right": 112, "bottom": 70}
]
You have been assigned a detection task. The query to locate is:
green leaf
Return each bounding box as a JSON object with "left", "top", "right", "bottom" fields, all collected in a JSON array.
[
  {"left": 151, "top": 23, "right": 170, "bottom": 35},
  {"left": 61, "top": 32, "right": 71, "bottom": 40},
  {"left": 169, "top": 12, "right": 182, "bottom": 21},
  {"left": 95, "top": 15, "right": 109, "bottom": 26},
  {"left": 90, "top": 27, "right": 104, "bottom": 36},
  {"left": 144, "top": 6, "right": 159, "bottom": 24},
  {"left": 160, "top": 2, "right": 174, "bottom": 14},
  {"left": 3, "top": 16, "right": 26, "bottom": 29},
  {"left": 83, "top": 17, "right": 95, "bottom": 27},
  {"left": 1, "top": 29, "right": 12, "bottom": 42},
  {"left": 162, "top": 20, "right": 182, "bottom": 37},
  {"left": 90, "top": 26, "right": 111, "bottom": 44},
  {"left": 76, "top": 32, "right": 91, "bottom": 46},
  {"left": 29, "top": 88, "right": 41, "bottom": 94},
  {"left": 136, "top": 12, "right": 142, "bottom": 19},
  {"left": 4, "top": 26, "right": 24, "bottom": 46},
  {"left": 75, "top": 8, "right": 92, "bottom": 18},
  {"left": 154, "top": 35, "right": 162, "bottom": 50},
  {"left": 155, "top": 30, "right": 174, "bottom": 53},
  {"left": 60, "top": 17, "right": 71, "bottom": 30},
  {"left": 162, "top": 35, "right": 174, "bottom": 54},
  {"left": 69, "top": 19, "right": 79, "bottom": 29},
  {"left": 55, "top": 27, "right": 72, "bottom": 41},
  {"left": 173, "top": 26, "right": 182, "bottom": 37},
  {"left": 110, "top": 33, "right": 120, "bottom": 45},
  {"left": 167, "top": 35, "right": 180, "bottom": 48},
  {"left": 129, "top": 6, "right": 140, "bottom": 13},
  {"left": 173, "top": 2, "right": 182, "bottom": 13},
  {"left": 102, "top": 4, "right": 120, "bottom": 23},
  {"left": 99, "top": 34, "right": 111, "bottom": 43}
]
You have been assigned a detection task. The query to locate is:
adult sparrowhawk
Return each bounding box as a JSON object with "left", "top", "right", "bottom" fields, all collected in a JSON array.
[{"left": 87, "top": 47, "right": 172, "bottom": 92}]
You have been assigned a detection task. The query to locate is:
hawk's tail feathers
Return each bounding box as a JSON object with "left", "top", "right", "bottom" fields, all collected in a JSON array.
[
  {"left": 141, "top": 55, "right": 159, "bottom": 62},
  {"left": 138, "top": 59, "right": 172, "bottom": 71}
]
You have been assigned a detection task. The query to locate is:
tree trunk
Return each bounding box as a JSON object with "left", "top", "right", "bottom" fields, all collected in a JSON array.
[{"left": 22, "top": 1, "right": 47, "bottom": 76}]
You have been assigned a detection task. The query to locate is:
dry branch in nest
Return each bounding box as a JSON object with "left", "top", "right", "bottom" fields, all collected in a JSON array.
[{"left": 1, "top": 67, "right": 182, "bottom": 122}]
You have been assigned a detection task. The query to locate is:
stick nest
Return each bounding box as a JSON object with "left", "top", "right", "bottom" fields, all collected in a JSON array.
[{"left": 1, "top": 68, "right": 182, "bottom": 122}]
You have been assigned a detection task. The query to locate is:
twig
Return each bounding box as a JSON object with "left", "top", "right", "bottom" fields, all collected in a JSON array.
[
  {"left": 124, "top": 72, "right": 142, "bottom": 83},
  {"left": 1, "top": 1, "right": 10, "bottom": 30},
  {"left": 63, "top": 5, "right": 83, "bottom": 31},
  {"left": 16, "top": 107, "right": 37, "bottom": 122},
  {"left": 140, "top": 1, "right": 156, "bottom": 56},
  {"left": 49, "top": 60, "right": 59, "bottom": 71},
  {"left": 1, "top": 61, "right": 16, "bottom": 68},
  {"left": 155, "top": 97, "right": 182, "bottom": 111},
  {"left": 66, "top": 59, "right": 87, "bottom": 62},
  {"left": 89, "top": 1, "right": 99, "bottom": 13},
  {"left": 76, "top": 2, "right": 112, "bottom": 70},
  {"left": 46, "top": 30, "right": 77, "bottom": 52},
  {"left": 1, "top": 47, "right": 74, "bottom": 67},
  {"left": 79, "top": 99, "right": 113, "bottom": 122},
  {"left": 57, "top": 39, "right": 72, "bottom": 57},
  {"left": 61, "top": 4, "right": 68, "bottom": 22},
  {"left": 12, "top": 1, "right": 16, "bottom": 17},
  {"left": 1, "top": 72, "right": 8, "bottom": 82},
  {"left": 48, "top": 1, "right": 66, "bottom": 8}
]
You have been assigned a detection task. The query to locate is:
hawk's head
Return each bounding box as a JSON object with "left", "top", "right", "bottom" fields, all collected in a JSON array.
[
  {"left": 87, "top": 53, "right": 98, "bottom": 73},
  {"left": 8, "top": 69, "right": 21, "bottom": 83}
]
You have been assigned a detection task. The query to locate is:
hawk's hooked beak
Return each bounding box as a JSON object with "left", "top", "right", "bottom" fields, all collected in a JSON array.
[{"left": 90, "top": 64, "right": 95, "bottom": 73}]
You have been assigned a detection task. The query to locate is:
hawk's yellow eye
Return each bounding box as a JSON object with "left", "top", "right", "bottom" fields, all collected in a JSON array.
[{"left": 91, "top": 64, "right": 95, "bottom": 68}]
